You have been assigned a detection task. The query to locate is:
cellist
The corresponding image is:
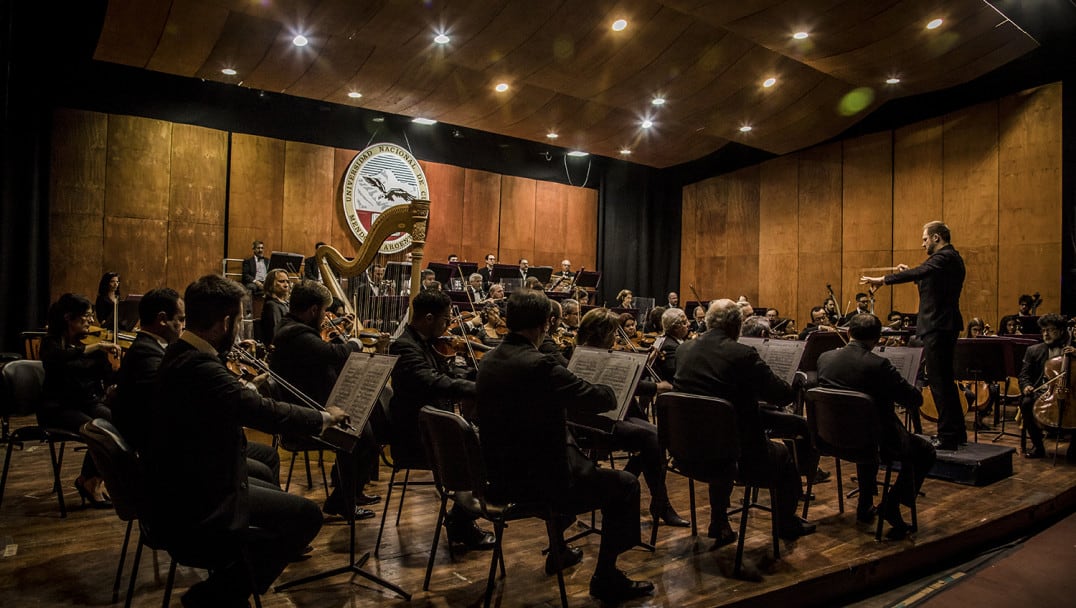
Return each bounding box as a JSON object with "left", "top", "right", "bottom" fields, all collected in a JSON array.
[{"left": 1018, "top": 313, "right": 1076, "bottom": 460}]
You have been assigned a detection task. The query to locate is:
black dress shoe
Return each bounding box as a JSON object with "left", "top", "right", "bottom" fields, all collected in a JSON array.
[
  {"left": 650, "top": 504, "right": 690, "bottom": 527},
  {"left": 323, "top": 499, "right": 375, "bottom": 520},
  {"left": 856, "top": 504, "right": 877, "bottom": 524},
  {"left": 778, "top": 520, "right": 817, "bottom": 540},
  {"left": 813, "top": 468, "right": 832, "bottom": 483},
  {"left": 589, "top": 570, "right": 655, "bottom": 604},
  {"left": 544, "top": 545, "right": 583, "bottom": 575},
  {"left": 446, "top": 521, "right": 496, "bottom": 551},
  {"left": 1025, "top": 446, "right": 1046, "bottom": 459},
  {"left": 882, "top": 501, "right": 911, "bottom": 540},
  {"left": 930, "top": 437, "right": 959, "bottom": 451},
  {"left": 706, "top": 523, "right": 737, "bottom": 548},
  {"left": 355, "top": 492, "right": 381, "bottom": 506}
]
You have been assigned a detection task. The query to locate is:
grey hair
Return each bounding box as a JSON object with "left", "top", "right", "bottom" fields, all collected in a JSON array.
[{"left": 706, "top": 298, "right": 742, "bottom": 335}]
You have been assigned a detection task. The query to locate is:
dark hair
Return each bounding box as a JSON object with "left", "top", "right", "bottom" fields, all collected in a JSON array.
[
  {"left": 480, "top": 301, "right": 500, "bottom": 324},
  {"left": 290, "top": 280, "right": 331, "bottom": 311},
  {"left": 421, "top": 269, "right": 435, "bottom": 278},
  {"left": 887, "top": 310, "right": 903, "bottom": 321},
  {"left": 412, "top": 289, "right": 451, "bottom": 319},
  {"left": 183, "top": 275, "right": 246, "bottom": 331},
  {"left": 138, "top": 288, "right": 181, "bottom": 327},
  {"left": 506, "top": 289, "right": 550, "bottom": 332},
  {"left": 618, "top": 312, "right": 636, "bottom": 326},
  {"left": 46, "top": 293, "right": 92, "bottom": 337},
  {"left": 855, "top": 292, "right": 868, "bottom": 300},
  {"left": 577, "top": 308, "right": 620, "bottom": 347},
  {"left": 328, "top": 297, "right": 347, "bottom": 315},
  {"left": 97, "top": 272, "right": 119, "bottom": 298},
  {"left": 848, "top": 313, "right": 882, "bottom": 341},
  {"left": 1018, "top": 294, "right": 1034, "bottom": 306},
  {"left": 252, "top": 240, "right": 263, "bottom": 248},
  {"left": 647, "top": 306, "right": 666, "bottom": 332},
  {"left": 924, "top": 220, "right": 951, "bottom": 242},
  {"left": 549, "top": 300, "right": 562, "bottom": 323},
  {"left": 766, "top": 308, "right": 779, "bottom": 316},
  {"left": 810, "top": 305, "right": 826, "bottom": 317},
  {"left": 1038, "top": 313, "right": 1068, "bottom": 331}
]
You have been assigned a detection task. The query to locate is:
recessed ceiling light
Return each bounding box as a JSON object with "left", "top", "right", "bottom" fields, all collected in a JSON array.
[
  {"left": 292, "top": 35, "right": 308, "bottom": 47},
  {"left": 651, "top": 97, "right": 666, "bottom": 106},
  {"left": 612, "top": 19, "right": 627, "bottom": 31},
  {"left": 926, "top": 19, "right": 943, "bottom": 30},
  {"left": 412, "top": 117, "right": 438, "bottom": 125},
  {"left": 546, "top": 132, "right": 559, "bottom": 139},
  {"left": 372, "top": 116, "right": 385, "bottom": 123},
  {"left": 763, "top": 77, "right": 777, "bottom": 88},
  {"left": 347, "top": 91, "right": 362, "bottom": 99},
  {"left": 792, "top": 31, "right": 809, "bottom": 40},
  {"left": 567, "top": 151, "right": 589, "bottom": 157},
  {"left": 739, "top": 125, "right": 753, "bottom": 133},
  {"left": 434, "top": 33, "right": 450, "bottom": 44},
  {"left": 641, "top": 119, "right": 653, "bottom": 129},
  {"left": 886, "top": 77, "right": 901, "bottom": 84},
  {"left": 619, "top": 149, "right": 632, "bottom": 155},
  {"left": 494, "top": 83, "right": 509, "bottom": 92},
  {"left": 221, "top": 68, "right": 237, "bottom": 76}
]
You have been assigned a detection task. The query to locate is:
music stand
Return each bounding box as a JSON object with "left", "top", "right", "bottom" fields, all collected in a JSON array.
[
  {"left": 529, "top": 266, "right": 553, "bottom": 284},
  {"left": 118, "top": 295, "right": 142, "bottom": 332},
  {"left": 425, "top": 262, "right": 454, "bottom": 286},
  {"left": 993, "top": 336, "right": 1040, "bottom": 444},
  {"left": 575, "top": 271, "right": 601, "bottom": 291},
  {"left": 952, "top": 338, "right": 1010, "bottom": 444},
  {"left": 268, "top": 251, "right": 304, "bottom": 274}
]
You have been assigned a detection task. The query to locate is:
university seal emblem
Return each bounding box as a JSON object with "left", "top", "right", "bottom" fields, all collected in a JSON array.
[{"left": 341, "top": 143, "right": 428, "bottom": 254}]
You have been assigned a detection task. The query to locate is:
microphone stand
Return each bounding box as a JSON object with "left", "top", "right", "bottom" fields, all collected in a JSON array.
[{"left": 236, "top": 347, "right": 410, "bottom": 600}]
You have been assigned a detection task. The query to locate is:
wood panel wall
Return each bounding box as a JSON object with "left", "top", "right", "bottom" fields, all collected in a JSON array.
[
  {"left": 49, "top": 110, "right": 597, "bottom": 306},
  {"left": 681, "top": 82, "right": 1063, "bottom": 329}
]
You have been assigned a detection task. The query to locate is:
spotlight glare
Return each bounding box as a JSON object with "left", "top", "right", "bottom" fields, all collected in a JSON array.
[
  {"left": 412, "top": 117, "right": 438, "bottom": 125},
  {"left": 619, "top": 149, "right": 631, "bottom": 155},
  {"left": 651, "top": 97, "right": 665, "bottom": 106},
  {"left": 495, "top": 83, "right": 509, "bottom": 92},
  {"left": 292, "top": 35, "right": 308, "bottom": 47},
  {"left": 347, "top": 91, "right": 362, "bottom": 99},
  {"left": 739, "top": 125, "right": 753, "bottom": 133},
  {"left": 546, "top": 132, "right": 559, "bottom": 139},
  {"left": 793, "top": 31, "right": 809, "bottom": 40},
  {"left": 434, "top": 33, "right": 450, "bottom": 44},
  {"left": 886, "top": 77, "right": 901, "bottom": 84},
  {"left": 221, "top": 68, "right": 237, "bottom": 76},
  {"left": 641, "top": 119, "right": 653, "bottom": 129},
  {"left": 567, "top": 150, "right": 588, "bottom": 157},
  {"left": 612, "top": 19, "right": 627, "bottom": 31},
  {"left": 926, "top": 19, "right": 943, "bottom": 30},
  {"left": 763, "top": 77, "right": 777, "bottom": 88}
]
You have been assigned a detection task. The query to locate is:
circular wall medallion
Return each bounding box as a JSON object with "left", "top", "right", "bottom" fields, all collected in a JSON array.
[{"left": 341, "top": 143, "right": 429, "bottom": 254}]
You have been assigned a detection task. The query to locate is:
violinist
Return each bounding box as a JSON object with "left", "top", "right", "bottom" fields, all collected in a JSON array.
[
  {"left": 271, "top": 280, "right": 382, "bottom": 518},
  {"left": 561, "top": 298, "right": 581, "bottom": 333},
  {"left": 477, "top": 301, "right": 507, "bottom": 347},
  {"left": 688, "top": 305, "right": 707, "bottom": 335},
  {"left": 619, "top": 313, "right": 639, "bottom": 341},
  {"left": 40, "top": 293, "right": 119, "bottom": 508},
  {"left": 799, "top": 306, "right": 835, "bottom": 340},
  {"left": 741, "top": 315, "right": 772, "bottom": 338},
  {"left": 538, "top": 299, "right": 571, "bottom": 366},
  {"left": 645, "top": 306, "right": 666, "bottom": 334},
  {"left": 1018, "top": 314, "right": 1076, "bottom": 460},
  {"left": 94, "top": 271, "right": 121, "bottom": 327},
  {"left": 258, "top": 268, "right": 291, "bottom": 345},
  {"left": 657, "top": 308, "right": 690, "bottom": 382},
  {"left": 146, "top": 275, "right": 348, "bottom": 607},
  {"left": 965, "top": 317, "right": 988, "bottom": 338}
]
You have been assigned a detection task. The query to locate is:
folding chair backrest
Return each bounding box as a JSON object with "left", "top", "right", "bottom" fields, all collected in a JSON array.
[
  {"left": 656, "top": 392, "right": 739, "bottom": 463},
  {"left": 80, "top": 418, "right": 142, "bottom": 522},
  {"left": 805, "top": 387, "right": 880, "bottom": 455},
  {"left": 419, "top": 406, "right": 486, "bottom": 501},
  {"left": 1, "top": 359, "right": 44, "bottom": 417}
]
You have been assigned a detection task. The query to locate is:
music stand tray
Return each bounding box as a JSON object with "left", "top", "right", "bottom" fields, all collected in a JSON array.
[
  {"left": 529, "top": 266, "right": 553, "bottom": 284},
  {"left": 268, "top": 251, "right": 304, "bottom": 274},
  {"left": 798, "top": 331, "right": 846, "bottom": 373},
  {"left": 953, "top": 338, "right": 1011, "bottom": 444}
]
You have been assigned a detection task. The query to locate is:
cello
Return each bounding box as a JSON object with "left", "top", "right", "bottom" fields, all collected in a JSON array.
[{"left": 1032, "top": 351, "right": 1076, "bottom": 431}]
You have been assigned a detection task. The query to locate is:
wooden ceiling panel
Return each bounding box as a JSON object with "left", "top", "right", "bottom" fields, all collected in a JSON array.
[{"left": 93, "top": 0, "right": 1038, "bottom": 168}]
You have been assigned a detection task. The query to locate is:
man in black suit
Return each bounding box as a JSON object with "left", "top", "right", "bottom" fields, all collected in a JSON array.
[
  {"left": 112, "top": 287, "right": 281, "bottom": 487},
  {"left": 1018, "top": 313, "right": 1075, "bottom": 459},
  {"left": 302, "top": 241, "right": 325, "bottom": 282},
  {"left": 241, "top": 240, "right": 268, "bottom": 295},
  {"left": 270, "top": 280, "right": 382, "bottom": 519},
  {"left": 863, "top": 221, "right": 966, "bottom": 450},
  {"left": 817, "top": 313, "right": 936, "bottom": 538},
  {"left": 674, "top": 299, "right": 815, "bottom": 544},
  {"left": 477, "top": 253, "right": 496, "bottom": 290},
  {"left": 146, "top": 275, "right": 349, "bottom": 607},
  {"left": 657, "top": 307, "right": 690, "bottom": 382},
  {"left": 387, "top": 289, "right": 495, "bottom": 550},
  {"left": 477, "top": 289, "right": 654, "bottom": 604}
]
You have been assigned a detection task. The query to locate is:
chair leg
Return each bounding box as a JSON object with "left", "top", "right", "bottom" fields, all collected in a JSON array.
[
  {"left": 0, "top": 439, "right": 16, "bottom": 512},
  {"left": 162, "top": 560, "right": 178, "bottom": 608},
  {"left": 770, "top": 484, "right": 780, "bottom": 560},
  {"left": 545, "top": 516, "right": 569, "bottom": 608},
  {"left": 374, "top": 467, "right": 400, "bottom": 557},
  {"left": 113, "top": 520, "right": 134, "bottom": 602},
  {"left": 303, "top": 450, "right": 314, "bottom": 489},
  {"left": 877, "top": 464, "right": 894, "bottom": 541},
  {"left": 423, "top": 495, "right": 449, "bottom": 591},
  {"left": 484, "top": 520, "right": 506, "bottom": 608},
  {"left": 835, "top": 458, "right": 845, "bottom": 513},
  {"left": 47, "top": 440, "right": 67, "bottom": 517},
  {"left": 908, "top": 463, "right": 918, "bottom": 532},
  {"left": 802, "top": 478, "right": 813, "bottom": 520},
  {"left": 395, "top": 469, "right": 410, "bottom": 525},
  {"left": 688, "top": 478, "right": 697, "bottom": 537},
  {"left": 284, "top": 451, "right": 297, "bottom": 492},
  {"left": 734, "top": 485, "right": 751, "bottom": 577},
  {"left": 649, "top": 508, "right": 659, "bottom": 547},
  {"left": 124, "top": 537, "right": 145, "bottom": 608},
  {"left": 318, "top": 451, "right": 330, "bottom": 499}
]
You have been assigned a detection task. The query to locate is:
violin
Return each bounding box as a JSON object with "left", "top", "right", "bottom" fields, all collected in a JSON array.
[{"left": 321, "top": 312, "right": 355, "bottom": 342}]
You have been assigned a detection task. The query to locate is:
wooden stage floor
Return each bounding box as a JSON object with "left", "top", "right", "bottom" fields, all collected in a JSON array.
[{"left": 2, "top": 416, "right": 1076, "bottom": 608}]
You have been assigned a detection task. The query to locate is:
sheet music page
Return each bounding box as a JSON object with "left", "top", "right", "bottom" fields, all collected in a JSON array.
[
  {"left": 568, "top": 347, "right": 647, "bottom": 421},
  {"left": 326, "top": 352, "right": 398, "bottom": 429},
  {"left": 872, "top": 345, "right": 923, "bottom": 385},
  {"left": 738, "top": 337, "right": 806, "bottom": 385}
]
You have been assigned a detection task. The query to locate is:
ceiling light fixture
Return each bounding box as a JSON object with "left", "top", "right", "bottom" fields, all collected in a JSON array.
[
  {"left": 651, "top": 97, "right": 666, "bottom": 106},
  {"left": 221, "top": 68, "right": 237, "bottom": 76},
  {"left": 739, "top": 125, "right": 753, "bottom": 133},
  {"left": 641, "top": 119, "right": 653, "bottom": 128},
  {"left": 567, "top": 151, "right": 589, "bottom": 157},
  {"left": 434, "top": 33, "right": 450, "bottom": 44},
  {"left": 886, "top": 77, "right": 901, "bottom": 84},
  {"left": 612, "top": 19, "right": 627, "bottom": 31},
  {"left": 546, "top": 132, "right": 559, "bottom": 139},
  {"left": 763, "top": 77, "right": 777, "bottom": 88},
  {"left": 792, "top": 31, "right": 809, "bottom": 40},
  {"left": 412, "top": 117, "right": 438, "bottom": 125},
  {"left": 494, "top": 83, "right": 509, "bottom": 92},
  {"left": 926, "top": 18, "right": 943, "bottom": 30},
  {"left": 292, "top": 35, "right": 308, "bottom": 47},
  {"left": 619, "top": 149, "right": 632, "bottom": 155},
  {"left": 347, "top": 91, "right": 362, "bottom": 99}
]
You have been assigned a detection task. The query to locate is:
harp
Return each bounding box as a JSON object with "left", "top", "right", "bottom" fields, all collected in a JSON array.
[{"left": 316, "top": 199, "right": 430, "bottom": 345}]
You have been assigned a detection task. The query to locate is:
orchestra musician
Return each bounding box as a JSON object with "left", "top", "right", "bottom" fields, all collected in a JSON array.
[
  {"left": 467, "top": 273, "right": 487, "bottom": 304},
  {"left": 538, "top": 299, "right": 571, "bottom": 366},
  {"left": 616, "top": 289, "right": 634, "bottom": 308},
  {"left": 270, "top": 280, "right": 382, "bottom": 518},
  {"left": 799, "top": 306, "right": 835, "bottom": 340},
  {"left": 1018, "top": 314, "right": 1076, "bottom": 460},
  {"left": 999, "top": 294, "right": 1036, "bottom": 335},
  {"left": 302, "top": 241, "right": 325, "bottom": 283},
  {"left": 40, "top": 293, "right": 120, "bottom": 508},
  {"left": 258, "top": 268, "right": 291, "bottom": 345},
  {"left": 674, "top": 299, "right": 816, "bottom": 545},
  {"left": 657, "top": 308, "right": 690, "bottom": 382},
  {"left": 146, "top": 275, "right": 349, "bottom": 607},
  {"left": 667, "top": 292, "right": 680, "bottom": 309},
  {"left": 840, "top": 293, "right": 871, "bottom": 326},
  {"left": 688, "top": 305, "right": 707, "bottom": 335},
  {"left": 94, "top": 271, "right": 120, "bottom": 327},
  {"left": 241, "top": 240, "right": 269, "bottom": 296},
  {"left": 387, "top": 289, "right": 495, "bottom": 550},
  {"left": 741, "top": 315, "right": 771, "bottom": 338},
  {"left": 822, "top": 297, "right": 840, "bottom": 326},
  {"left": 518, "top": 258, "right": 530, "bottom": 282},
  {"left": 817, "top": 313, "right": 935, "bottom": 538},
  {"left": 447, "top": 254, "right": 459, "bottom": 263},
  {"left": 863, "top": 221, "right": 966, "bottom": 451},
  {"left": 476, "top": 290, "right": 655, "bottom": 603},
  {"left": 420, "top": 269, "right": 437, "bottom": 292},
  {"left": 561, "top": 298, "right": 581, "bottom": 333},
  {"left": 478, "top": 253, "right": 496, "bottom": 290}
]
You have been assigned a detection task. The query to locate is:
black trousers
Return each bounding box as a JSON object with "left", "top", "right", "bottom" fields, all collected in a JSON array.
[
  {"left": 38, "top": 402, "right": 111, "bottom": 480},
  {"left": 612, "top": 415, "right": 669, "bottom": 507},
  {"left": 922, "top": 330, "right": 965, "bottom": 444},
  {"left": 551, "top": 455, "right": 641, "bottom": 558},
  {"left": 245, "top": 441, "right": 280, "bottom": 487},
  {"left": 761, "top": 409, "right": 820, "bottom": 479},
  {"left": 855, "top": 431, "right": 936, "bottom": 507}
]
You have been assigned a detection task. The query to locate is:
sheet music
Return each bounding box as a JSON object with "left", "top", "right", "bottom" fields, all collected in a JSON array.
[
  {"left": 568, "top": 346, "right": 647, "bottom": 421},
  {"left": 738, "top": 337, "right": 806, "bottom": 385},
  {"left": 326, "top": 352, "right": 398, "bottom": 430},
  {"left": 872, "top": 345, "right": 923, "bottom": 385}
]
